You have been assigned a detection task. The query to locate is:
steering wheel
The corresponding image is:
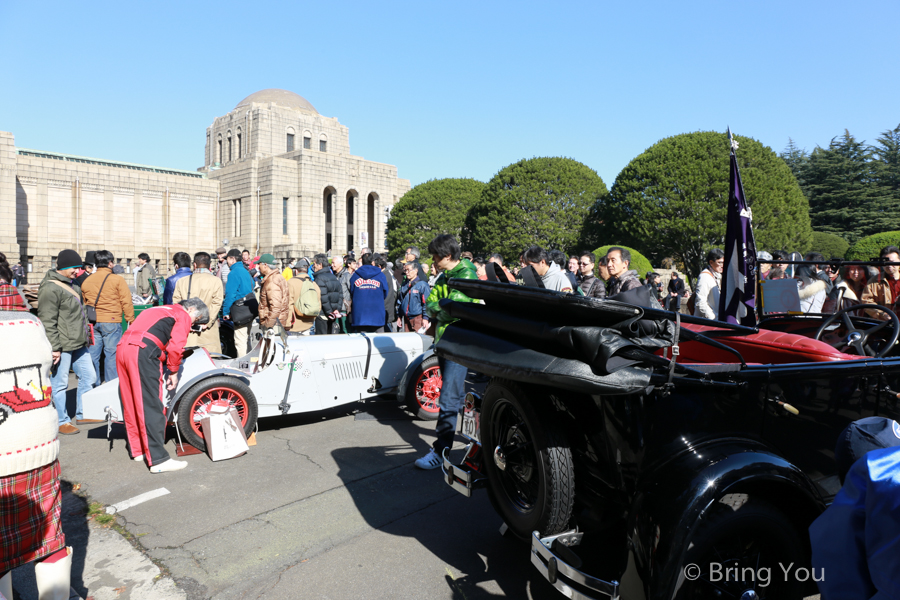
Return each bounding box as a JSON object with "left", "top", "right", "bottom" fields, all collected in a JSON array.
[{"left": 814, "top": 304, "right": 900, "bottom": 357}]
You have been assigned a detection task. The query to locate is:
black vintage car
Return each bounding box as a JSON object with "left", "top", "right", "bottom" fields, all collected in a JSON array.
[{"left": 438, "top": 279, "right": 900, "bottom": 600}]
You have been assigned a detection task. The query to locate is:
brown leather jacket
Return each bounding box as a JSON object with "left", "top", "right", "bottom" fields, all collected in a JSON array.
[
  {"left": 81, "top": 267, "right": 135, "bottom": 324},
  {"left": 259, "top": 271, "right": 292, "bottom": 329},
  {"left": 861, "top": 279, "right": 899, "bottom": 321}
]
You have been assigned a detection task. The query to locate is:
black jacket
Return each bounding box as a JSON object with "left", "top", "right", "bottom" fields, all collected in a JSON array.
[
  {"left": 384, "top": 269, "right": 398, "bottom": 322},
  {"left": 315, "top": 269, "right": 343, "bottom": 315}
]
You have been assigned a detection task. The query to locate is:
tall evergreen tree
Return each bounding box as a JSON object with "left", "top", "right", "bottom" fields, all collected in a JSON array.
[
  {"left": 781, "top": 138, "right": 809, "bottom": 194},
  {"left": 805, "top": 130, "right": 895, "bottom": 242},
  {"left": 873, "top": 124, "right": 900, "bottom": 202}
]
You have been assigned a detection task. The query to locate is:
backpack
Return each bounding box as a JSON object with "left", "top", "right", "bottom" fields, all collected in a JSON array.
[{"left": 295, "top": 279, "right": 321, "bottom": 317}]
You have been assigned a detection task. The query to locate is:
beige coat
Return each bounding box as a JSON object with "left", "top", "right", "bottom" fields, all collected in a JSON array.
[
  {"left": 259, "top": 272, "right": 292, "bottom": 329},
  {"left": 288, "top": 275, "right": 318, "bottom": 333},
  {"left": 173, "top": 271, "right": 224, "bottom": 353}
]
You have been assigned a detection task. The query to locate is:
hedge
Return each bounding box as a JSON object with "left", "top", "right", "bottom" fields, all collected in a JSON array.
[
  {"left": 846, "top": 231, "right": 900, "bottom": 261},
  {"left": 809, "top": 231, "right": 849, "bottom": 259}
]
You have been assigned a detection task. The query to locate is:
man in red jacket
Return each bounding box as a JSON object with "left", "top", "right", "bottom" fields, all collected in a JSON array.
[{"left": 116, "top": 298, "right": 209, "bottom": 473}]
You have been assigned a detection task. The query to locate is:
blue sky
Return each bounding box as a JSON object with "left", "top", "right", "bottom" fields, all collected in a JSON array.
[{"left": 2, "top": 0, "right": 898, "bottom": 188}]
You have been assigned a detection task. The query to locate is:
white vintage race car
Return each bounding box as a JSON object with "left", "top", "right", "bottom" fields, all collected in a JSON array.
[{"left": 82, "top": 324, "right": 441, "bottom": 451}]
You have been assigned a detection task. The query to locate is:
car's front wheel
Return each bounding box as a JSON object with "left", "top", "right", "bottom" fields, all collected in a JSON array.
[
  {"left": 176, "top": 376, "right": 258, "bottom": 452},
  {"left": 480, "top": 379, "right": 574, "bottom": 540},
  {"left": 405, "top": 355, "right": 441, "bottom": 420}
]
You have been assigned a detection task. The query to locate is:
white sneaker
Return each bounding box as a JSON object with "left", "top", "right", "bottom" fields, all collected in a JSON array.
[
  {"left": 132, "top": 454, "right": 144, "bottom": 461},
  {"left": 149, "top": 459, "right": 187, "bottom": 473},
  {"left": 414, "top": 448, "right": 442, "bottom": 470}
]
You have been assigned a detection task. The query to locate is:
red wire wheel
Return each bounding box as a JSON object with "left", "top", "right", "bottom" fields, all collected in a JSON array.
[
  {"left": 406, "top": 356, "right": 441, "bottom": 420},
  {"left": 177, "top": 376, "right": 258, "bottom": 452}
]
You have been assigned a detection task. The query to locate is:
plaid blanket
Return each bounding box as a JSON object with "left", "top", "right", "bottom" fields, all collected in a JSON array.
[{"left": 0, "top": 460, "right": 65, "bottom": 572}]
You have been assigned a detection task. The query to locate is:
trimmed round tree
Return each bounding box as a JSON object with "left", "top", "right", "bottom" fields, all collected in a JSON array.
[
  {"left": 846, "top": 231, "right": 900, "bottom": 261},
  {"left": 809, "top": 231, "right": 850, "bottom": 259},
  {"left": 597, "top": 131, "right": 812, "bottom": 279},
  {"left": 467, "top": 157, "right": 608, "bottom": 261},
  {"left": 386, "top": 178, "right": 485, "bottom": 263}
]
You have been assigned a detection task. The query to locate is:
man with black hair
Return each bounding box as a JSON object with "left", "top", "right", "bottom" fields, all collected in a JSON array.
[
  {"left": 415, "top": 234, "right": 478, "bottom": 469},
  {"left": 83, "top": 249, "right": 134, "bottom": 388},
  {"left": 667, "top": 271, "right": 685, "bottom": 311},
  {"left": 578, "top": 251, "right": 606, "bottom": 299},
  {"left": 332, "top": 256, "right": 353, "bottom": 333},
  {"left": 312, "top": 253, "right": 342, "bottom": 334},
  {"left": 163, "top": 252, "right": 192, "bottom": 305},
  {"left": 222, "top": 249, "right": 255, "bottom": 355},
  {"left": 606, "top": 247, "right": 642, "bottom": 296},
  {"left": 862, "top": 245, "right": 900, "bottom": 320},
  {"left": 804, "top": 251, "right": 834, "bottom": 294},
  {"left": 549, "top": 249, "right": 577, "bottom": 289},
  {"left": 349, "top": 253, "right": 388, "bottom": 332},
  {"left": 375, "top": 254, "right": 398, "bottom": 332},
  {"left": 770, "top": 249, "right": 790, "bottom": 279},
  {"left": 522, "top": 246, "right": 573, "bottom": 293},
  {"left": 173, "top": 252, "right": 223, "bottom": 353},
  {"left": 214, "top": 248, "right": 229, "bottom": 285},
  {"left": 134, "top": 253, "right": 157, "bottom": 299},
  {"left": 693, "top": 248, "right": 724, "bottom": 320},
  {"left": 488, "top": 253, "right": 515, "bottom": 283}
]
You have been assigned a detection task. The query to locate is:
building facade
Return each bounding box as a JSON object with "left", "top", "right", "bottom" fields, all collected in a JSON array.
[{"left": 3, "top": 89, "right": 409, "bottom": 281}]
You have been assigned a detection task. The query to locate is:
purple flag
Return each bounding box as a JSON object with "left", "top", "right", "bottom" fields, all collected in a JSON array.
[{"left": 719, "top": 132, "right": 757, "bottom": 325}]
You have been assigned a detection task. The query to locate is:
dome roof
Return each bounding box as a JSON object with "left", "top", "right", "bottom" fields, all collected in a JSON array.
[{"left": 235, "top": 89, "right": 317, "bottom": 113}]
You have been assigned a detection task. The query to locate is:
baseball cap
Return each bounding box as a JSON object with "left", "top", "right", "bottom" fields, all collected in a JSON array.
[
  {"left": 226, "top": 248, "right": 242, "bottom": 259},
  {"left": 259, "top": 253, "right": 278, "bottom": 267},
  {"left": 757, "top": 251, "right": 773, "bottom": 261},
  {"left": 834, "top": 417, "right": 900, "bottom": 483}
]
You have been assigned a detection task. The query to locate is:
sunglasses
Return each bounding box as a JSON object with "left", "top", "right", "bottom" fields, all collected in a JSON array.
[{"left": 579, "top": 261, "right": 592, "bottom": 267}]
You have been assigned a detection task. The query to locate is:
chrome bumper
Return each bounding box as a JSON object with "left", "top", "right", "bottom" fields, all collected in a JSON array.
[
  {"left": 531, "top": 531, "right": 620, "bottom": 600},
  {"left": 441, "top": 442, "right": 486, "bottom": 498}
]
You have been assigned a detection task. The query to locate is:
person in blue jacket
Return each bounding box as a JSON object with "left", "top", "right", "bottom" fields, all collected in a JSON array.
[
  {"left": 348, "top": 253, "right": 388, "bottom": 333},
  {"left": 809, "top": 417, "right": 900, "bottom": 599},
  {"left": 400, "top": 261, "right": 431, "bottom": 333},
  {"left": 222, "top": 249, "right": 255, "bottom": 356},
  {"left": 163, "top": 252, "right": 193, "bottom": 305}
]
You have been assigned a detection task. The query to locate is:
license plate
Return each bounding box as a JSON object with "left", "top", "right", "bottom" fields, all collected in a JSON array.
[{"left": 460, "top": 408, "right": 479, "bottom": 441}]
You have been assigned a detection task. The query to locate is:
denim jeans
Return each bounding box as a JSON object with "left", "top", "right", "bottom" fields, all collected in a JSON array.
[
  {"left": 89, "top": 322, "right": 123, "bottom": 385},
  {"left": 432, "top": 356, "right": 467, "bottom": 454},
  {"left": 50, "top": 347, "right": 96, "bottom": 425}
]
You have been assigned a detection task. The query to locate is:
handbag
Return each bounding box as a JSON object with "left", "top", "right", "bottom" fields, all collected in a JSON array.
[
  {"left": 230, "top": 291, "right": 258, "bottom": 326},
  {"left": 200, "top": 406, "right": 249, "bottom": 461},
  {"left": 85, "top": 273, "right": 111, "bottom": 324}
]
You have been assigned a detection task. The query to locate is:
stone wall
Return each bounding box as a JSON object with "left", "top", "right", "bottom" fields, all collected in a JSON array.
[{"left": 9, "top": 134, "right": 220, "bottom": 284}]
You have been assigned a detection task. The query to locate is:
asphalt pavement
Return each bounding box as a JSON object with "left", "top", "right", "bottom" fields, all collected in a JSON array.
[{"left": 11, "top": 374, "right": 562, "bottom": 600}]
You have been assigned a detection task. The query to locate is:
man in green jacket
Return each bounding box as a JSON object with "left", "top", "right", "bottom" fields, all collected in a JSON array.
[
  {"left": 37, "top": 249, "right": 97, "bottom": 435},
  {"left": 415, "top": 234, "right": 478, "bottom": 469}
]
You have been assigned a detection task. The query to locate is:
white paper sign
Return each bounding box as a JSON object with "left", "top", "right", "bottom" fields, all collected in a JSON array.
[{"left": 761, "top": 279, "right": 802, "bottom": 314}]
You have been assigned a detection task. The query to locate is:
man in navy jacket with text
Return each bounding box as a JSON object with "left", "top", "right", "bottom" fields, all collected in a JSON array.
[{"left": 349, "top": 253, "right": 388, "bottom": 333}]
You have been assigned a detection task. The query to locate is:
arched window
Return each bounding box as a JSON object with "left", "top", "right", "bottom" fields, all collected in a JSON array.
[
  {"left": 227, "top": 130, "right": 232, "bottom": 162},
  {"left": 346, "top": 190, "right": 358, "bottom": 252},
  {"left": 236, "top": 127, "right": 242, "bottom": 159},
  {"left": 303, "top": 130, "right": 312, "bottom": 150},
  {"left": 217, "top": 134, "right": 223, "bottom": 166},
  {"left": 319, "top": 133, "right": 328, "bottom": 153},
  {"left": 323, "top": 187, "right": 336, "bottom": 252},
  {"left": 367, "top": 192, "right": 378, "bottom": 251},
  {"left": 286, "top": 127, "right": 296, "bottom": 152}
]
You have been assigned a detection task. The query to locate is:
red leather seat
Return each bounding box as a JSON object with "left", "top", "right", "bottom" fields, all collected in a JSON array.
[{"left": 675, "top": 324, "right": 860, "bottom": 364}]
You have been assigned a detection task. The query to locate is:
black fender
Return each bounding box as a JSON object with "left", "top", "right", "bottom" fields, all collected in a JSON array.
[{"left": 624, "top": 439, "right": 826, "bottom": 600}]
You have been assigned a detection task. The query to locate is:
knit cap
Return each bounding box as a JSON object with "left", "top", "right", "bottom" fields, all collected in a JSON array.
[{"left": 56, "top": 249, "right": 82, "bottom": 270}]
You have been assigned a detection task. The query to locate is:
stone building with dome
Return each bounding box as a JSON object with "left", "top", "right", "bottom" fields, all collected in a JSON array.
[{"left": 1, "top": 89, "right": 409, "bottom": 280}]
